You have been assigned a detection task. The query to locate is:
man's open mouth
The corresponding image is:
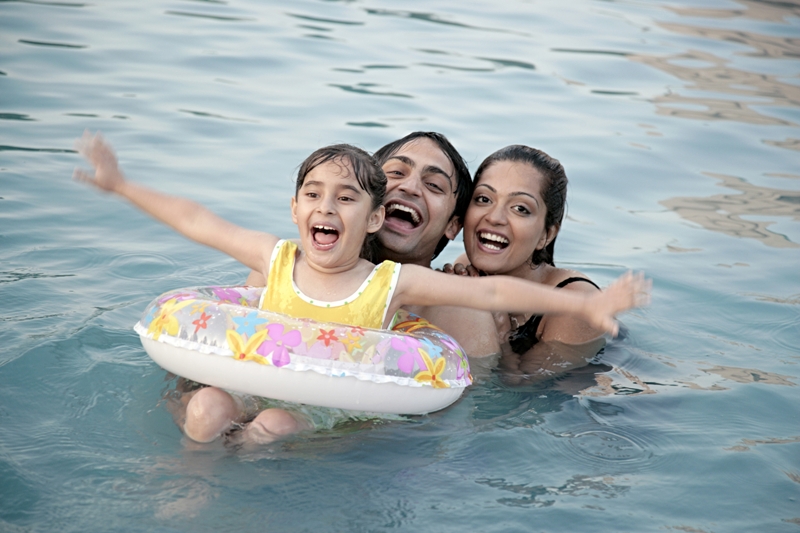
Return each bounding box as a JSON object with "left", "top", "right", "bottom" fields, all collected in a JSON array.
[
  {"left": 478, "top": 231, "right": 509, "bottom": 251},
  {"left": 385, "top": 202, "right": 422, "bottom": 229},
  {"left": 312, "top": 224, "right": 339, "bottom": 246}
]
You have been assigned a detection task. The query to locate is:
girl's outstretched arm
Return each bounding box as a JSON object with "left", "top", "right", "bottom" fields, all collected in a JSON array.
[
  {"left": 73, "top": 131, "right": 279, "bottom": 273},
  {"left": 394, "top": 267, "right": 650, "bottom": 336}
]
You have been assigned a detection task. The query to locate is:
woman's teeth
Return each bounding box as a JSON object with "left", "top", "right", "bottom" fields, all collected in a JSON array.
[{"left": 479, "top": 232, "right": 508, "bottom": 250}]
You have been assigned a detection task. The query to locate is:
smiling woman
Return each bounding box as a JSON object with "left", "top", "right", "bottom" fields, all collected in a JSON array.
[{"left": 451, "top": 145, "right": 605, "bottom": 356}]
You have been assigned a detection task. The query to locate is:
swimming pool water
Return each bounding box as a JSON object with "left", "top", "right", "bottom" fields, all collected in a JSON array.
[{"left": 1, "top": 0, "right": 798, "bottom": 531}]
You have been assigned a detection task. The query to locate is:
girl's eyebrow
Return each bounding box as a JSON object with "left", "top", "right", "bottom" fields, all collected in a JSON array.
[
  {"left": 302, "top": 179, "right": 363, "bottom": 195},
  {"left": 475, "top": 183, "right": 539, "bottom": 207}
]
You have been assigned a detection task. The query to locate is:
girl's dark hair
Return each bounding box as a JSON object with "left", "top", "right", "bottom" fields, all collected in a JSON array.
[
  {"left": 296, "top": 144, "right": 386, "bottom": 262},
  {"left": 473, "top": 145, "right": 568, "bottom": 267},
  {"left": 373, "top": 132, "right": 472, "bottom": 260}
]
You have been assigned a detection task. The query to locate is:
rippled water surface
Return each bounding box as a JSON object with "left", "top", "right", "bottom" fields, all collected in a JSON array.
[{"left": 2, "top": 0, "right": 799, "bottom": 531}]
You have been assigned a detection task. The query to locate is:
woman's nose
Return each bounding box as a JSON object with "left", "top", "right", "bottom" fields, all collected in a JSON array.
[{"left": 485, "top": 203, "right": 507, "bottom": 225}]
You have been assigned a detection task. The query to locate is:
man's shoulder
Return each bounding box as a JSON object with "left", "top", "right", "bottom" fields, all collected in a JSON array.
[{"left": 409, "top": 305, "right": 501, "bottom": 357}]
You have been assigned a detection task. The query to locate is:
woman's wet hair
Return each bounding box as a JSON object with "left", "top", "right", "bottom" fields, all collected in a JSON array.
[
  {"left": 296, "top": 144, "right": 387, "bottom": 261},
  {"left": 374, "top": 132, "right": 472, "bottom": 259},
  {"left": 473, "top": 145, "right": 568, "bottom": 267}
]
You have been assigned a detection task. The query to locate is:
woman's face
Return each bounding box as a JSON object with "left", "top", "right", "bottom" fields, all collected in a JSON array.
[{"left": 463, "top": 160, "right": 554, "bottom": 277}]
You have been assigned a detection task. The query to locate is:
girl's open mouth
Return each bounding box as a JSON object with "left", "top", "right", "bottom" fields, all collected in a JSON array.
[{"left": 312, "top": 225, "right": 340, "bottom": 247}]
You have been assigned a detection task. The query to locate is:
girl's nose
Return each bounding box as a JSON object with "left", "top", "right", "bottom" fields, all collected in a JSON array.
[{"left": 317, "top": 196, "right": 336, "bottom": 214}]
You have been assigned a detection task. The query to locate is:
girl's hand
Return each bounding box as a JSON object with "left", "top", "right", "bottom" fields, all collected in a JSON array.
[
  {"left": 586, "top": 271, "right": 651, "bottom": 336},
  {"left": 73, "top": 131, "right": 126, "bottom": 193}
]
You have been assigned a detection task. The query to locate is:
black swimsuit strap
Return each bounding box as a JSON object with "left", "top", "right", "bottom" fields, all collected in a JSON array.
[
  {"left": 555, "top": 276, "right": 600, "bottom": 290},
  {"left": 508, "top": 276, "right": 599, "bottom": 354}
]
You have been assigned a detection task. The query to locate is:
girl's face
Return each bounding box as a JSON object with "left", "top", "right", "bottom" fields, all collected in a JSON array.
[
  {"left": 292, "top": 160, "right": 384, "bottom": 272},
  {"left": 463, "top": 160, "right": 555, "bottom": 278}
]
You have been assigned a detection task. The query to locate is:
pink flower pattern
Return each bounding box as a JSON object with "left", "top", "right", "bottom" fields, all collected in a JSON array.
[
  {"left": 212, "top": 287, "right": 244, "bottom": 304},
  {"left": 256, "top": 323, "right": 302, "bottom": 367},
  {"left": 392, "top": 336, "right": 426, "bottom": 374}
]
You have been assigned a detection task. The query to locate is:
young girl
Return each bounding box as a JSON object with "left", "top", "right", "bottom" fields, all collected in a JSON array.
[{"left": 74, "top": 131, "right": 650, "bottom": 444}]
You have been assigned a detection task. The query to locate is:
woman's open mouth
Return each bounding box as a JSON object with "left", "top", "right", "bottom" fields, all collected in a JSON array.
[{"left": 477, "top": 231, "right": 509, "bottom": 251}]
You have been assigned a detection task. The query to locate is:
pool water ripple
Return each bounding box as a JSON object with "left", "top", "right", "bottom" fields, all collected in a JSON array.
[{"left": 1, "top": 0, "right": 799, "bottom": 531}]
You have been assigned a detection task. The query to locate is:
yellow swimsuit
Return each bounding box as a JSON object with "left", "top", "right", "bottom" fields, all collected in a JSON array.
[{"left": 258, "top": 240, "right": 401, "bottom": 330}]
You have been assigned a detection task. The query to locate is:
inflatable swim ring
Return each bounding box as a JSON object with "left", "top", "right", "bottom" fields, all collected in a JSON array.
[{"left": 134, "top": 286, "right": 472, "bottom": 415}]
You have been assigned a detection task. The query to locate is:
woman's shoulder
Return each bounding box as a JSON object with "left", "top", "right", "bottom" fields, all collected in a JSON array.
[
  {"left": 538, "top": 266, "right": 605, "bottom": 344},
  {"left": 544, "top": 267, "right": 600, "bottom": 293}
]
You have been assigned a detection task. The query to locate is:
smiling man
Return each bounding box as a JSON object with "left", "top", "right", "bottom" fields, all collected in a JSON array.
[
  {"left": 372, "top": 131, "right": 471, "bottom": 267},
  {"left": 372, "top": 132, "right": 501, "bottom": 355}
]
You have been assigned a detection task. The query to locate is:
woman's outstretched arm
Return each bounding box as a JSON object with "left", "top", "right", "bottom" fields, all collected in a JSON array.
[{"left": 74, "top": 131, "right": 279, "bottom": 274}]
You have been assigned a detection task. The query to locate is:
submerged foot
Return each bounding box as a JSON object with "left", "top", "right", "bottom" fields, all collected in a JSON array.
[{"left": 237, "top": 408, "right": 312, "bottom": 445}]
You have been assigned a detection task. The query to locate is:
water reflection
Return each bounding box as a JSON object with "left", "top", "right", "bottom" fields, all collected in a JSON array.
[
  {"left": 631, "top": 49, "right": 798, "bottom": 126},
  {"left": 724, "top": 435, "right": 800, "bottom": 452},
  {"left": 476, "top": 474, "right": 628, "bottom": 507},
  {"left": 764, "top": 138, "right": 800, "bottom": 151},
  {"left": 657, "top": 21, "right": 800, "bottom": 60},
  {"left": 666, "top": 1, "right": 800, "bottom": 24},
  {"left": 580, "top": 360, "right": 797, "bottom": 397},
  {"left": 630, "top": 1, "right": 800, "bottom": 127},
  {"left": 660, "top": 172, "right": 800, "bottom": 248},
  {"left": 703, "top": 365, "right": 796, "bottom": 386}
]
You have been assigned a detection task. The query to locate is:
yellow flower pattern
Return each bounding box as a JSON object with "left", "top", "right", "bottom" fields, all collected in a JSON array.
[
  {"left": 341, "top": 330, "right": 363, "bottom": 353},
  {"left": 393, "top": 317, "right": 443, "bottom": 334},
  {"left": 414, "top": 348, "right": 449, "bottom": 389},
  {"left": 226, "top": 329, "right": 270, "bottom": 365},
  {"left": 147, "top": 298, "right": 194, "bottom": 340}
]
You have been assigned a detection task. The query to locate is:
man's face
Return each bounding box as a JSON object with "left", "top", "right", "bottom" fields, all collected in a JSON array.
[{"left": 377, "top": 137, "right": 461, "bottom": 266}]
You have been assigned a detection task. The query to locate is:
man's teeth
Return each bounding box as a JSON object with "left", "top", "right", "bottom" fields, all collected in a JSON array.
[
  {"left": 480, "top": 232, "right": 508, "bottom": 250},
  {"left": 388, "top": 204, "right": 421, "bottom": 224}
]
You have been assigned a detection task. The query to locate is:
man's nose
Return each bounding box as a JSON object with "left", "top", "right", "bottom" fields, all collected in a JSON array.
[{"left": 396, "top": 172, "right": 423, "bottom": 196}]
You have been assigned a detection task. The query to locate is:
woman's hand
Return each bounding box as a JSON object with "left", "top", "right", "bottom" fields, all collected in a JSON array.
[
  {"left": 73, "top": 131, "right": 126, "bottom": 193},
  {"left": 584, "top": 271, "right": 651, "bottom": 336}
]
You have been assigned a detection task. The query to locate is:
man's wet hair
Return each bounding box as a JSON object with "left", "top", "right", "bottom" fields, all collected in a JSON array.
[{"left": 374, "top": 132, "right": 472, "bottom": 259}]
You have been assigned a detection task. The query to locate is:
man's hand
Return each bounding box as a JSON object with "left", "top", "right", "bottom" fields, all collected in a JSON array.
[{"left": 440, "top": 262, "right": 482, "bottom": 277}]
